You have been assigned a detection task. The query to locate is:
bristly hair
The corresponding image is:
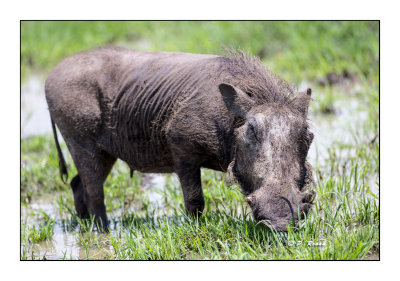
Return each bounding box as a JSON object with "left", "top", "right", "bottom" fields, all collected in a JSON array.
[
  {"left": 111, "top": 48, "right": 300, "bottom": 144},
  {"left": 218, "top": 47, "right": 297, "bottom": 106}
]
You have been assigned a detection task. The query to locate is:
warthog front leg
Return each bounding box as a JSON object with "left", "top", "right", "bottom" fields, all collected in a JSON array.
[{"left": 175, "top": 163, "right": 205, "bottom": 217}]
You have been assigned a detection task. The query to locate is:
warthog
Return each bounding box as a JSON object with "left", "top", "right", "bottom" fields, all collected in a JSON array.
[{"left": 45, "top": 46, "right": 316, "bottom": 231}]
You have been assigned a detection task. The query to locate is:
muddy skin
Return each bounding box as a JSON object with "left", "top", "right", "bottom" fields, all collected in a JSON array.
[{"left": 45, "top": 46, "right": 316, "bottom": 232}]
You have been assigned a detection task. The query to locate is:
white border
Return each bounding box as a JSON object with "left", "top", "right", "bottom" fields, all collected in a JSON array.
[{"left": 2, "top": 0, "right": 398, "bottom": 279}]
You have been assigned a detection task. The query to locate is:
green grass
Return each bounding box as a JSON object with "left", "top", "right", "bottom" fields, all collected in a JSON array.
[
  {"left": 21, "top": 218, "right": 55, "bottom": 244},
  {"left": 21, "top": 21, "right": 378, "bottom": 83},
  {"left": 21, "top": 21, "right": 379, "bottom": 260}
]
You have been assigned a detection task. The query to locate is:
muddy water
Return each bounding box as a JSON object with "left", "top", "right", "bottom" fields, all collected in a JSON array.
[{"left": 21, "top": 76, "right": 378, "bottom": 259}]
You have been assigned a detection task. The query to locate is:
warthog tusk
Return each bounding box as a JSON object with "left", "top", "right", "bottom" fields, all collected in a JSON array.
[
  {"left": 280, "top": 196, "right": 296, "bottom": 226},
  {"left": 309, "top": 191, "right": 316, "bottom": 203},
  {"left": 246, "top": 195, "right": 254, "bottom": 204}
]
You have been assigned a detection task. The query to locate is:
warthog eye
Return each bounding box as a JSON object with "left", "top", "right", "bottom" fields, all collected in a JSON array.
[{"left": 246, "top": 119, "right": 260, "bottom": 142}]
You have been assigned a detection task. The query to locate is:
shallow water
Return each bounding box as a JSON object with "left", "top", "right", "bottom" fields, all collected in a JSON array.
[
  {"left": 30, "top": 227, "right": 113, "bottom": 260},
  {"left": 21, "top": 172, "right": 186, "bottom": 259},
  {"left": 21, "top": 75, "right": 378, "bottom": 259},
  {"left": 21, "top": 75, "right": 53, "bottom": 138}
]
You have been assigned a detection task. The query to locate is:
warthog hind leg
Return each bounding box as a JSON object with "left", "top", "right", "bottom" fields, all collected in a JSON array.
[
  {"left": 70, "top": 175, "right": 89, "bottom": 220},
  {"left": 63, "top": 136, "right": 116, "bottom": 231}
]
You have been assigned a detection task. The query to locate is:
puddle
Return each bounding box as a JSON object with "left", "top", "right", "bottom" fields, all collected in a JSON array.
[
  {"left": 21, "top": 172, "right": 179, "bottom": 259},
  {"left": 22, "top": 206, "right": 121, "bottom": 259},
  {"left": 25, "top": 226, "right": 113, "bottom": 260},
  {"left": 34, "top": 230, "right": 80, "bottom": 260}
]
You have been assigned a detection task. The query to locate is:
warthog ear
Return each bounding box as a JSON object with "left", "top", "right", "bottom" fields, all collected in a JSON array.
[
  {"left": 219, "top": 83, "right": 255, "bottom": 118},
  {"left": 292, "top": 88, "right": 312, "bottom": 117}
]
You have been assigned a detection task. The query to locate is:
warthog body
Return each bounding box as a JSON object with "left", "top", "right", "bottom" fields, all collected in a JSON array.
[{"left": 46, "top": 46, "right": 316, "bottom": 231}]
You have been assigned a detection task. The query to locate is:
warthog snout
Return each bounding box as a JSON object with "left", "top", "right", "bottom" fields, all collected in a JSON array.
[{"left": 246, "top": 186, "right": 316, "bottom": 232}]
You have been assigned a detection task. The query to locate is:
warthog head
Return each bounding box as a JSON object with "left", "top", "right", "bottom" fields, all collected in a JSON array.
[{"left": 220, "top": 83, "right": 316, "bottom": 231}]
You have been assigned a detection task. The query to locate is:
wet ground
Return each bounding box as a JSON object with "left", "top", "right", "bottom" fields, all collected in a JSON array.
[{"left": 21, "top": 75, "right": 378, "bottom": 259}]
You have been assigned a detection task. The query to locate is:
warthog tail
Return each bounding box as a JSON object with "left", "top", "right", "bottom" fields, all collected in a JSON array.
[{"left": 51, "top": 117, "right": 68, "bottom": 183}]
